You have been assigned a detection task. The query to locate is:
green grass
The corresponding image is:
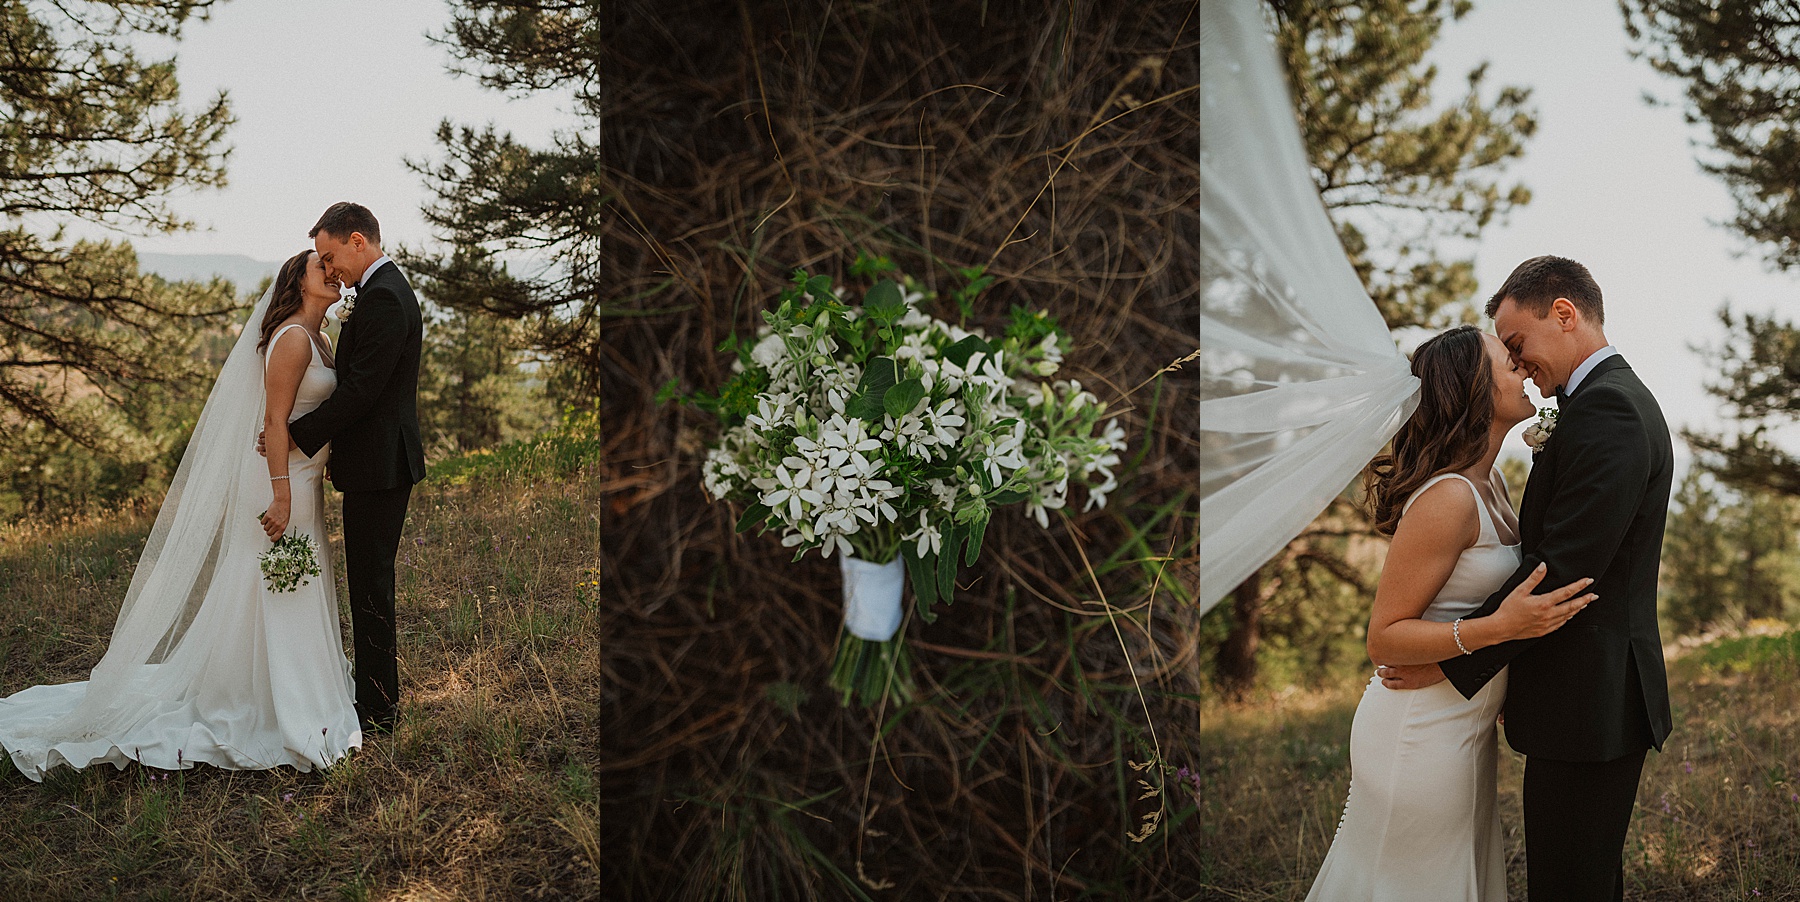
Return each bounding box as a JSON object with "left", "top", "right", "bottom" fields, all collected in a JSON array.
[
  {"left": 1201, "top": 628, "right": 1800, "bottom": 900},
  {"left": 426, "top": 406, "right": 602, "bottom": 486}
]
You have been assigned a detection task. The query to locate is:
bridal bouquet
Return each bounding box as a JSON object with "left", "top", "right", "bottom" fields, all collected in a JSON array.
[
  {"left": 694, "top": 262, "right": 1127, "bottom": 706},
  {"left": 258, "top": 526, "right": 322, "bottom": 593}
]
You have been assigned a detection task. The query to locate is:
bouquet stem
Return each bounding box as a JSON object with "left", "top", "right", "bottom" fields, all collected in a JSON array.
[{"left": 828, "top": 630, "right": 914, "bottom": 708}]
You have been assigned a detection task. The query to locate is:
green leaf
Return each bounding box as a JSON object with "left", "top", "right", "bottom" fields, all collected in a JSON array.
[
  {"left": 847, "top": 357, "right": 900, "bottom": 421},
  {"left": 736, "top": 502, "right": 771, "bottom": 534},
  {"left": 864, "top": 279, "right": 907, "bottom": 326},
  {"left": 989, "top": 489, "right": 1027, "bottom": 506},
  {"left": 950, "top": 265, "right": 993, "bottom": 320},
  {"left": 903, "top": 542, "right": 939, "bottom": 619},
  {"left": 964, "top": 514, "right": 986, "bottom": 567},
  {"left": 937, "top": 523, "right": 960, "bottom": 602},
  {"left": 654, "top": 377, "right": 683, "bottom": 406},
  {"left": 806, "top": 274, "right": 836, "bottom": 302},
  {"left": 1004, "top": 304, "right": 1062, "bottom": 344},
  {"left": 941, "top": 334, "right": 992, "bottom": 369},
  {"left": 850, "top": 253, "right": 896, "bottom": 278},
  {"left": 883, "top": 377, "right": 927, "bottom": 419}
]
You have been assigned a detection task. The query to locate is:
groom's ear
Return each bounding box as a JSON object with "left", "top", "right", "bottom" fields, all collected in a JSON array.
[{"left": 1552, "top": 297, "right": 1580, "bottom": 331}]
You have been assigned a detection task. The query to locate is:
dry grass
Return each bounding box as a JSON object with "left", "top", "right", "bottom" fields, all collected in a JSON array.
[
  {"left": 593, "top": 1, "right": 1201, "bottom": 898},
  {"left": 1200, "top": 628, "right": 1800, "bottom": 900},
  {"left": 0, "top": 445, "right": 604, "bottom": 900}
]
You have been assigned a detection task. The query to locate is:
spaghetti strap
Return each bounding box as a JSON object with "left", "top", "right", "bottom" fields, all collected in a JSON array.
[
  {"left": 1401, "top": 473, "right": 1501, "bottom": 545},
  {"left": 263, "top": 323, "right": 318, "bottom": 370}
]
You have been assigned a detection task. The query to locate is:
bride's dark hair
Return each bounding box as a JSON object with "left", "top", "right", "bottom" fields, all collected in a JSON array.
[
  {"left": 1365, "top": 324, "right": 1496, "bottom": 536},
  {"left": 257, "top": 250, "right": 315, "bottom": 353}
]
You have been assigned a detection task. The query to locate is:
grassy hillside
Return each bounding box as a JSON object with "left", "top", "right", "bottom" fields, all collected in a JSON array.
[
  {"left": 0, "top": 424, "right": 604, "bottom": 900},
  {"left": 1200, "top": 627, "right": 1800, "bottom": 900},
  {"left": 0, "top": 410, "right": 1200, "bottom": 899}
]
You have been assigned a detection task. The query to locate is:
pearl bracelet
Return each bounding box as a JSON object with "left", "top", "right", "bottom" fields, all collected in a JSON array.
[
  {"left": 270, "top": 475, "right": 290, "bottom": 481},
  {"left": 1453, "top": 617, "right": 1472, "bottom": 655}
]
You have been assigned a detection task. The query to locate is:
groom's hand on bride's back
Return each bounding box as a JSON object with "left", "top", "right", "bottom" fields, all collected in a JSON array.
[
  {"left": 1377, "top": 662, "right": 1447, "bottom": 691},
  {"left": 253, "top": 429, "right": 297, "bottom": 457}
]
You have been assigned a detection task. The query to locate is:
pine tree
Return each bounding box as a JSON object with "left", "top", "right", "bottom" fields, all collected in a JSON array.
[
  {"left": 1269, "top": 0, "right": 1535, "bottom": 329},
  {"left": 1624, "top": 2, "right": 1800, "bottom": 493},
  {"left": 1661, "top": 468, "right": 1800, "bottom": 635},
  {"left": 0, "top": 0, "right": 237, "bottom": 450}
]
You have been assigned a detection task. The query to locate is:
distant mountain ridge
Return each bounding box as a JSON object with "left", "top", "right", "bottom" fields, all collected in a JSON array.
[{"left": 137, "top": 253, "right": 278, "bottom": 292}]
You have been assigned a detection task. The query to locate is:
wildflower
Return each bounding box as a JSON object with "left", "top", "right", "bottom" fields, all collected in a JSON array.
[
  {"left": 700, "top": 270, "right": 1129, "bottom": 640},
  {"left": 908, "top": 512, "right": 943, "bottom": 557}
]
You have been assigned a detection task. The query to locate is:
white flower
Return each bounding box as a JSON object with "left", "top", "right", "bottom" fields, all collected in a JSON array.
[
  {"left": 754, "top": 459, "right": 824, "bottom": 522},
  {"left": 326, "top": 284, "right": 357, "bottom": 322},
  {"left": 908, "top": 511, "right": 943, "bottom": 557},
  {"left": 979, "top": 419, "right": 1029, "bottom": 484},
  {"left": 701, "top": 447, "right": 741, "bottom": 499},
  {"left": 700, "top": 278, "right": 1127, "bottom": 573},
  {"left": 1523, "top": 408, "right": 1559, "bottom": 455},
  {"left": 1033, "top": 333, "right": 1063, "bottom": 376},
  {"left": 926, "top": 399, "right": 966, "bottom": 447},
  {"left": 1025, "top": 490, "right": 1066, "bottom": 529},
  {"left": 745, "top": 393, "right": 794, "bottom": 432},
  {"left": 750, "top": 332, "right": 787, "bottom": 370}
]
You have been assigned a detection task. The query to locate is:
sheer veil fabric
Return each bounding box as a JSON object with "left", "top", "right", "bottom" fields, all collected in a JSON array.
[
  {"left": 0, "top": 287, "right": 362, "bottom": 778},
  {"left": 1199, "top": 0, "right": 1421, "bottom": 613}
]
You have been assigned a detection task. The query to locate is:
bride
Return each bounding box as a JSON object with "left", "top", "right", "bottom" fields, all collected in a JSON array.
[
  {"left": 0, "top": 249, "right": 362, "bottom": 781},
  {"left": 1304, "top": 325, "right": 1596, "bottom": 901}
]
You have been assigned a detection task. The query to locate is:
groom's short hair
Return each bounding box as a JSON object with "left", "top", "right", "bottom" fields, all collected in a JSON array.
[
  {"left": 310, "top": 202, "right": 381, "bottom": 247},
  {"left": 1487, "top": 255, "right": 1603, "bottom": 325}
]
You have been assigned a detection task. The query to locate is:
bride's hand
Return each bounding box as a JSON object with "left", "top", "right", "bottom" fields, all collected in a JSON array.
[
  {"left": 1496, "top": 563, "right": 1596, "bottom": 640},
  {"left": 260, "top": 496, "right": 290, "bottom": 541}
]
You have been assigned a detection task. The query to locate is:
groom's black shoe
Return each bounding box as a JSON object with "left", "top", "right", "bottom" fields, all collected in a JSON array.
[{"left": 358, "top": 712, "right": 395, "bottom": 736}]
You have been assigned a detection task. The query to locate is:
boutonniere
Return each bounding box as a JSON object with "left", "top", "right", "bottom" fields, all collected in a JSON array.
[
  {"left": 1522, "top": 407, "right": 1559, "bottom": 455},
  {"left": 327, "top": 285, "right": 358, "bottom": 323}
]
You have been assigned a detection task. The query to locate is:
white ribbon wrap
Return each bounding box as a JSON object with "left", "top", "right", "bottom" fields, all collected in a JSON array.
[{"left": 840, "top": 555, "right": 906, "bottom": 641}]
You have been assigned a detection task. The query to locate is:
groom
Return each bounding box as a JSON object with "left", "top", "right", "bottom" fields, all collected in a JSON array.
[
  {"left": 1381, "top": 256, "right": 1673, "bottom": 901},
  {"left": 285, "top": 202, "right": 426, "bottom": 735}
]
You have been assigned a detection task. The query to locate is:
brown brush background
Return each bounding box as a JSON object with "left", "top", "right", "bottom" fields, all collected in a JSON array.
[{"left": 594, "top": 1, "right": 1200, "bottom": 898}]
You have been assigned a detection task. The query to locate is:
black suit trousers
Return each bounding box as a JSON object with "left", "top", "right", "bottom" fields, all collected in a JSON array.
[
  {"left": 1523, "top": 660, "right": 1656, "bottom": 901},
  {"left": 1524, "top": 749, "right": 1647, "bottom": 902},
  {"left": 342, "top": 484, "right": 412, "bottom": 727}
]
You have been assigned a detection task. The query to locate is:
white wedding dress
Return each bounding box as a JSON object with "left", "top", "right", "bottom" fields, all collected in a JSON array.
[
  {"left": 0, "top": 313, "right": 361, "bottom": 781},
  {"left": 1305, "top": 469, "right": 1520, "bottom": 901}
]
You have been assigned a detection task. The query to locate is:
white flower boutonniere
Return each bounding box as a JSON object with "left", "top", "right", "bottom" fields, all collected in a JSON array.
[
  {"left": 1522, "top": 407, "right": 1559, "bottom": 455},
  {"left": 327, "top": 284, "right": 358, "bottom": 323}
]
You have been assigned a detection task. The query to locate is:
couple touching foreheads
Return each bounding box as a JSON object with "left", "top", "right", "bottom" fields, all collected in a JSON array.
[
  {"left": 1306, "top": 255, "right": 1675, "bottom": 902},
  {"left": 0, "top": 202, "right": 425, "bottom": 780}
]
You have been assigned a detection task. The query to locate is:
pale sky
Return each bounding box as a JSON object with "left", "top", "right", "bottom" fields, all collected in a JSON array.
[
  {"left": 79, "top": 0, "right": 574, "bottom": 262},
  {"left": 1429, "top": 0, "right": 1800, "bottom": 463},
  {"left": 83, "top": 0, "right": 1800, "bottom": 458}
]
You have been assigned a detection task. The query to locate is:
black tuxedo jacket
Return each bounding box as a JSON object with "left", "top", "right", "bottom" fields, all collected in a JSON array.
[
  {"left": 290, "top": 261, "right": 427, "bottom": 492},
  {"left": 1439, "top": 355, "right": 1674, "bottom": 762}
]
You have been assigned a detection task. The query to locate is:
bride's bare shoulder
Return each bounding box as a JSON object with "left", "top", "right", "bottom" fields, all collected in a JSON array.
[
  {"left": 1394, "top": 477, "right": 1479, "bottom": 549},
  {"left": 265, "top": 321, "right": 312, "bottom": 367}
]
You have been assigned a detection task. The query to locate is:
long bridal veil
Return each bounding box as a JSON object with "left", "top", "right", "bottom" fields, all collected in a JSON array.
[
  {"left": 11, "top": 287, "right": 278, "bottom": 743},
  {"left": 1199, "top": 0, "right": 1422, "bottom": 614}
]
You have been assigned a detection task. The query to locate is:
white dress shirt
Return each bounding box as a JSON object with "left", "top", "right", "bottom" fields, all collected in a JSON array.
[
  {"left": 356, "top": 254, "right": 393, "bottom": 288},
  {"left": 1563, "top": 345, "right": 1619, "bottom": 397}
]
